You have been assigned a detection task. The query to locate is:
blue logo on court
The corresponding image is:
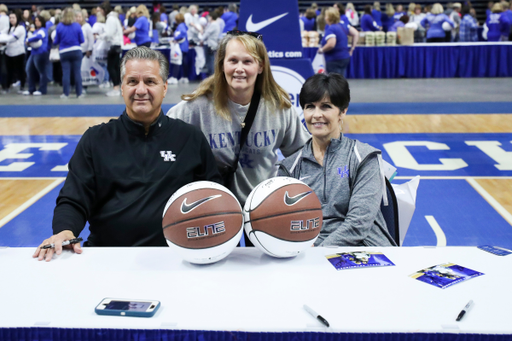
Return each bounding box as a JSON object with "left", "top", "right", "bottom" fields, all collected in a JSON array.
[{"left": 338, "top": 166, "right": 349, "bottom": 179}]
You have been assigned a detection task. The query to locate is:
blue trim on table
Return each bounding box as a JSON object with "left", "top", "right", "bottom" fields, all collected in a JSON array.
[{"left": 1, "top": 102, "right": 511, "bottom": 117}]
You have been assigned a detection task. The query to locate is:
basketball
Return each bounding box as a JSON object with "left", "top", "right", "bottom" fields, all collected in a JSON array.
[
  {"left": 162, "top": 181, "right": 243, "bottom": 264},
  {"left": 29, "top": 40, "right": 42, "bottom": 49},
  {"left": 442, "top": 22, "right": 452, "bottom": 31},
  {"left": 244, "top": 177, "right": 323, "bottom": 258}
]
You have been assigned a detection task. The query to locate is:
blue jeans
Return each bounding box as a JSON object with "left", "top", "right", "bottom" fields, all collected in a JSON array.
[
  {"left": 60, "top": 49, "right": 82, "bottom": 96},
  {"left": 26, "top": 52, "right": 49, "bottom": 94},
  {"left": 326, "top": 58, "right": 351, "bottom": 78}
]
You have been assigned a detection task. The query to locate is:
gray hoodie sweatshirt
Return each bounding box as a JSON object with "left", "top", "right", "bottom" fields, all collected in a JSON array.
[{"left": 278, "top": 135, "right": 396, "bottom": 247}]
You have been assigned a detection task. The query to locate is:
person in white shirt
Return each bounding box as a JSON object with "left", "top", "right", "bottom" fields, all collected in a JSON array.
[
  {"left": 184, "top": 5, "right": 199, "bottom": 29},
  {"left": 199, "top": 11, "right": 221, "bottom": 76},
  {"left": 76, "top": 10, "right": 93, "bottom": 57},
  {"left": 97, "top": 1, "right": 123, "bottom": 96},
  {"left": 3, "top": 11, "right": 26, "bottom": 93},
  {"left": 0, "top": 4, "right": 9, "bottom": 34}
]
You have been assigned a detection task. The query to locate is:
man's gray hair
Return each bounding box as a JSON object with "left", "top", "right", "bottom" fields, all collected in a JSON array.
[{"left": 120, "top": 46, "right": 169, "bottom": 83}]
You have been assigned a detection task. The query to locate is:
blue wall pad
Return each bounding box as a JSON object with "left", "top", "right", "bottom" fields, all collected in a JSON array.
[{"left": 0, "top": 104, "right": 175, "bottom": 117}]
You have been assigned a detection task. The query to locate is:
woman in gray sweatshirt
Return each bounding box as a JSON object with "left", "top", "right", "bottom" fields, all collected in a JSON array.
[{"left": 278, "top": 73, "right": 396, "bottom": 247}]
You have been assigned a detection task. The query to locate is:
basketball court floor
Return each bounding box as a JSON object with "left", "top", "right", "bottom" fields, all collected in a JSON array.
[{"left": 1, "top": 78, "right": 511, "bottom": 249}]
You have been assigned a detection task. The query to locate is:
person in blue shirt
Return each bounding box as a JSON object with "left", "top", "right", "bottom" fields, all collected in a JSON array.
[
  {"left": 361, "top": 5, "right": 381, "bottom": 31},
  {"left": 24, "top": 15, "right": 48, "bottom": 95},
  {"left": 486, "top": 3, "right": 510, "bottom": 41},
  {"left": 301, "top": 8, "right": 317, "bottom": 31},
  {"left": 53, "top": 7, "right": 84, "bottom": 98},
  {"left": 159, "top": 5, "right": 168, "bottom": 28},
  {"left": 421, "top": 3, "right": 454, "bottom": 42},
  {"left": 168, "top": 13, "right": 189, "bottom": 84},
  {"left": 372, "top": 2, "right": 383, "bottom": 27},
  {"left": 88, "top": 8, "right": 97, "bottom": 27},
  {"left": 124, "top": 5, "right": 151, "bottom": 47},
  {"left": 319, "top": 7, "right": 359, "bottom": 77},
  {"left": 459, "top": 5, "right": 479, "bottom": 42},
  {"left": 383, "top": 3, "right": 395, "bottom": 31},
  {"left": 389, "top": 14, "right": 409, "bottom": 31},
  {"left": 221, "top": 4, "right": 238, "bottom": 33},
  {"left": 393, "top": 4, "right": 406, "bottom": 22}
]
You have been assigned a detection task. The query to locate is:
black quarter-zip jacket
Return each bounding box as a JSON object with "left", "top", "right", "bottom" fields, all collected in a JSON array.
[{"left": 53, "top": 111, "right": 221, "bottom": 246}]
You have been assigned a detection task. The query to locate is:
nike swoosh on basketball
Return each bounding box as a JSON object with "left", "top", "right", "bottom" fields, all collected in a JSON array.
[
  {"left": 181, "top": 195, "right": 221, "bottom": 214},
  {"left": 284, "top": 191, "right": 312, "bottom": 206},
  {"left": 246, "top": 12, "right": 289, "bottom": 32}
]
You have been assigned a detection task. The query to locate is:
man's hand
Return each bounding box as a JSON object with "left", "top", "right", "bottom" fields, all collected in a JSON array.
[
  {"left": 33, "top": 230, "right": 82, "bottom": 262},
  {"left": 86, "top": 50, "right": 92, "bottom": 58}
]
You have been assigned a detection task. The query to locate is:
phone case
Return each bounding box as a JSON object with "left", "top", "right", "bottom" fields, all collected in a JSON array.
[{"left": 95, "top": 299, "right": 160, "bottom": 317}]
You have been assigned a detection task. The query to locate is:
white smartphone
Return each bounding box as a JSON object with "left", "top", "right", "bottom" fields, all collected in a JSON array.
[{"left": 95, "top": 298, "right": 161, "bottom": 317}]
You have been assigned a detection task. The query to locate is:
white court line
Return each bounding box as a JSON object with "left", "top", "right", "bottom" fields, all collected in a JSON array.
[
  {"left": 0, "top": 178, "right": 65, "bottom": 229},
  {"left": 466, "top": 178, "right": 512, "bottom": 226},
  {"left": 425, "top": 216, "right": 447, "bottom": 247}
]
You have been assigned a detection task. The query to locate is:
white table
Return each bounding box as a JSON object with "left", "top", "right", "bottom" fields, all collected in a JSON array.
[{"left": 0, "top": 246, "right": 511, "bottom": 339}]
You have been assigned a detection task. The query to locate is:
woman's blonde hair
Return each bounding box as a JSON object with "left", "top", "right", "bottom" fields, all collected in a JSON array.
[
  {"left": 136, "top": 4, "right": 149, "bottom": 18},
  {"left": 325, "top": 7, "right": 341, "bottom": 24},
  {"left": 491, "top": 3, "right": 503, "bottom": 12},
  {"left": 96, "top": 12, "right": 105, "bottom": 23},
  {"left": 431, "top": 3, "right": 444, "bottom": 14},
  {"left": 408, "top": 2, "right": 416, "bottom": 13},
  {"left": 373, "top": 2, "right": 381, "bottom": 11},
  {"left": 346, "top": 2, "right": 355, "bottom": 11},
  {"left": 182, "top": 34, "right": 291, "bottom": 120},
  {"left": 61, "top": 7, "right": 76, "bottom": 25},
  {"left": 385, "top": 3, "right": 395, "bottom": 16}
]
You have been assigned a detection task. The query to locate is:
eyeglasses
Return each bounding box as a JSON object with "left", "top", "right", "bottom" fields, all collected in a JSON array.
[{"left": 226, "top": 30, "right": 263, "bottom": 41}]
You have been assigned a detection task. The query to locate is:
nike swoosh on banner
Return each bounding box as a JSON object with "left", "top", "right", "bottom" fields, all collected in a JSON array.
[
  {"left": 284, "top": 191, "right": 312, "bottom": 206},
  {"left": 246, "top": 12, "right": 289, "bottom": 32},
  {"left": 181, "top": 194, "right": 222, "bottom": 214}
]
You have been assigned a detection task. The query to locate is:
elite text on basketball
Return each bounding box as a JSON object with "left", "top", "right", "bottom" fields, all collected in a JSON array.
[{"left": 186, "top": 222, "right": 226, "bottom": 239}]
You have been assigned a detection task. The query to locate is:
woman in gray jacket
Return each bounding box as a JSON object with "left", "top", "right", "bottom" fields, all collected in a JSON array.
[{"left": 278, "top": 73, "right": 396, "bottom": 247}]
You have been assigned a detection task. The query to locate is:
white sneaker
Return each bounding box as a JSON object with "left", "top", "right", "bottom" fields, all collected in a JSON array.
[
  {"left": 78, "top": 94, "right": 86, "bottom": 99},
  {"left": 168, "top": 77, "right": 178, "bottom": 84},
  {"left": 82, "top": 89, "right": 87, "bottom": 94},
  {"left": 106, "top": 90, "right": 120, "bottom": 97},
  {"left": 179, "top": 78, "right": 189, "bottom": 84},
  {"left": 12, "top": 81, "right": 20, "bottom": 87},
  {"left": 60, "top": 94, "right": 69, "bottom": 99},
  {"left": 22, "top": 90, "right": 30, "bottom": 95},
  {"left": 33, "top": 91, "right": 42, "bottom": 96}
]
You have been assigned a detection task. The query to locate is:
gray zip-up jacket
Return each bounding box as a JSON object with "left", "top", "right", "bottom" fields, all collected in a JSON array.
[{"left": 278, "top": 135, "right": 396, "bottom": 247}]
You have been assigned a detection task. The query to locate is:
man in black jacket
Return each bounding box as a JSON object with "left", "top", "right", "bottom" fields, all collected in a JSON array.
[{"left": 34, "top": 46, "right": 221, "bottom": 261}]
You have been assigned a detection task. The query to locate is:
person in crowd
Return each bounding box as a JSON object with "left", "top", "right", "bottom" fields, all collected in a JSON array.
[
  {"left": 421, "top": 3, "right": 454, "bottom": 42},
  {"left": 33, "top": 46, "right": 220, "bottom": 261},
  {"left": 151, "top": 12, "right": 162, "bottom": 43},
  {"left": 487, "top": 1, "right": 494, "bottom": 18},
  {"left": 372, "top": 2, "right": 383, "bottom": 28},
  {"left": 449, "top": 3, "right": 462, "bottom": 41},
  {"left": 459, "top": 5, "right": 479, "bottom": 41},
  {"left": 215, "top": 7, "right": 225, "bottom": 35},
  {"left": 345, "top": 3, "right": 359, "bottom": 27},
  {"left": 361, "top": 5, "right": 381, "bottom": 31},
  {"left": 485, "top": 3, "right": 510, "bottom": 40},
  {"left": 383, "top": 3, "right": 395, "bottom": 31},
  {"left": 199, "top": 10, "right": 221, "bottom": 77},
  {"left": 221, "top": 4, "right": 238, "bottom": 32},
  {"left": 88, "top": 7, "right": 97, "bottom": 26},
  {"left": 201, "top": 6, "right": 210, "bottom": 18},
  {"left": 333, "top": 3, "right": 349, "bottom": 25},
  {"left": 389, "top": 14, "right": 409, "bottom": 31},
  {"left": 23, "top": 15, "right": 49, "bottom": 96},
  {"left": 96, "top": 1, "right": 123, "bottom": 97},
  {"left": 319, "top": 7, "right": 359, "bottom": 77},
  {"left": 0, "top": 4, "right": 9, "bottom": 34},
  {"left": 124, "top": 5, "right": 151, "bottom": 47},
  {"left": 169, "top": 4, "right": 179, "bottom": 29},
  {"left": 408, "top": 2, "right": 417, "bottom": 16},
  {"left": 411, "top": 4, "right": 427, "bottom": 42},
  {"left": 3, "top": 10, "right": 26, "bottom": 94},
  {"left": 169, "top": 13, "right": 189, "bottom": 84},
  {"left": 504, "top": 1, "right": 512, "bottom": 40},
  {"left": 278, "top": 73, "right": 397, "bottom": 247},
  {"left": 40, "top": 10, "right": 52, "bottom": 29},
  {"left": 124, "top": 6, "right": 136, "bottom": 28},
  {"left": 393, "top": 4, "right": 406, "bottom": 21},
  {"left": 53, "top": 7, "right": 84, "bottom": 98},
  {"left": 302, "top": 8, "right": 317, "bottom": 31},
  {"left": 23, "top": 15, "right": 48, "bottom": 95},
  {"left": 114, "top": 5, "right": 125, "bottom": 24},
  {"left": 167, "top": 31, "right": 310, "bottom": 209},
  {"left": 76, "top": 10, "right": 93, "bottom": 58},
  {"left": 184, "top": 4, "right": 199, "bottom": 30},
  {"left": 159, "top": 5, "right": 168, "bottom": 28},
  {"left": 23, "top": 9, "right": 32, "bottom": 27}
]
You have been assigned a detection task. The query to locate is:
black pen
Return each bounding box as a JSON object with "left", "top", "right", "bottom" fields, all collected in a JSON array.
[
  {"left": 304, "top": 304, "right": 330, "bottom": 327},
  {"left": 456, "top": 300, "right": 474, "bottom": 321},
  {"left": 40, "top": 238, "right": 83, "bottom": 249}
]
